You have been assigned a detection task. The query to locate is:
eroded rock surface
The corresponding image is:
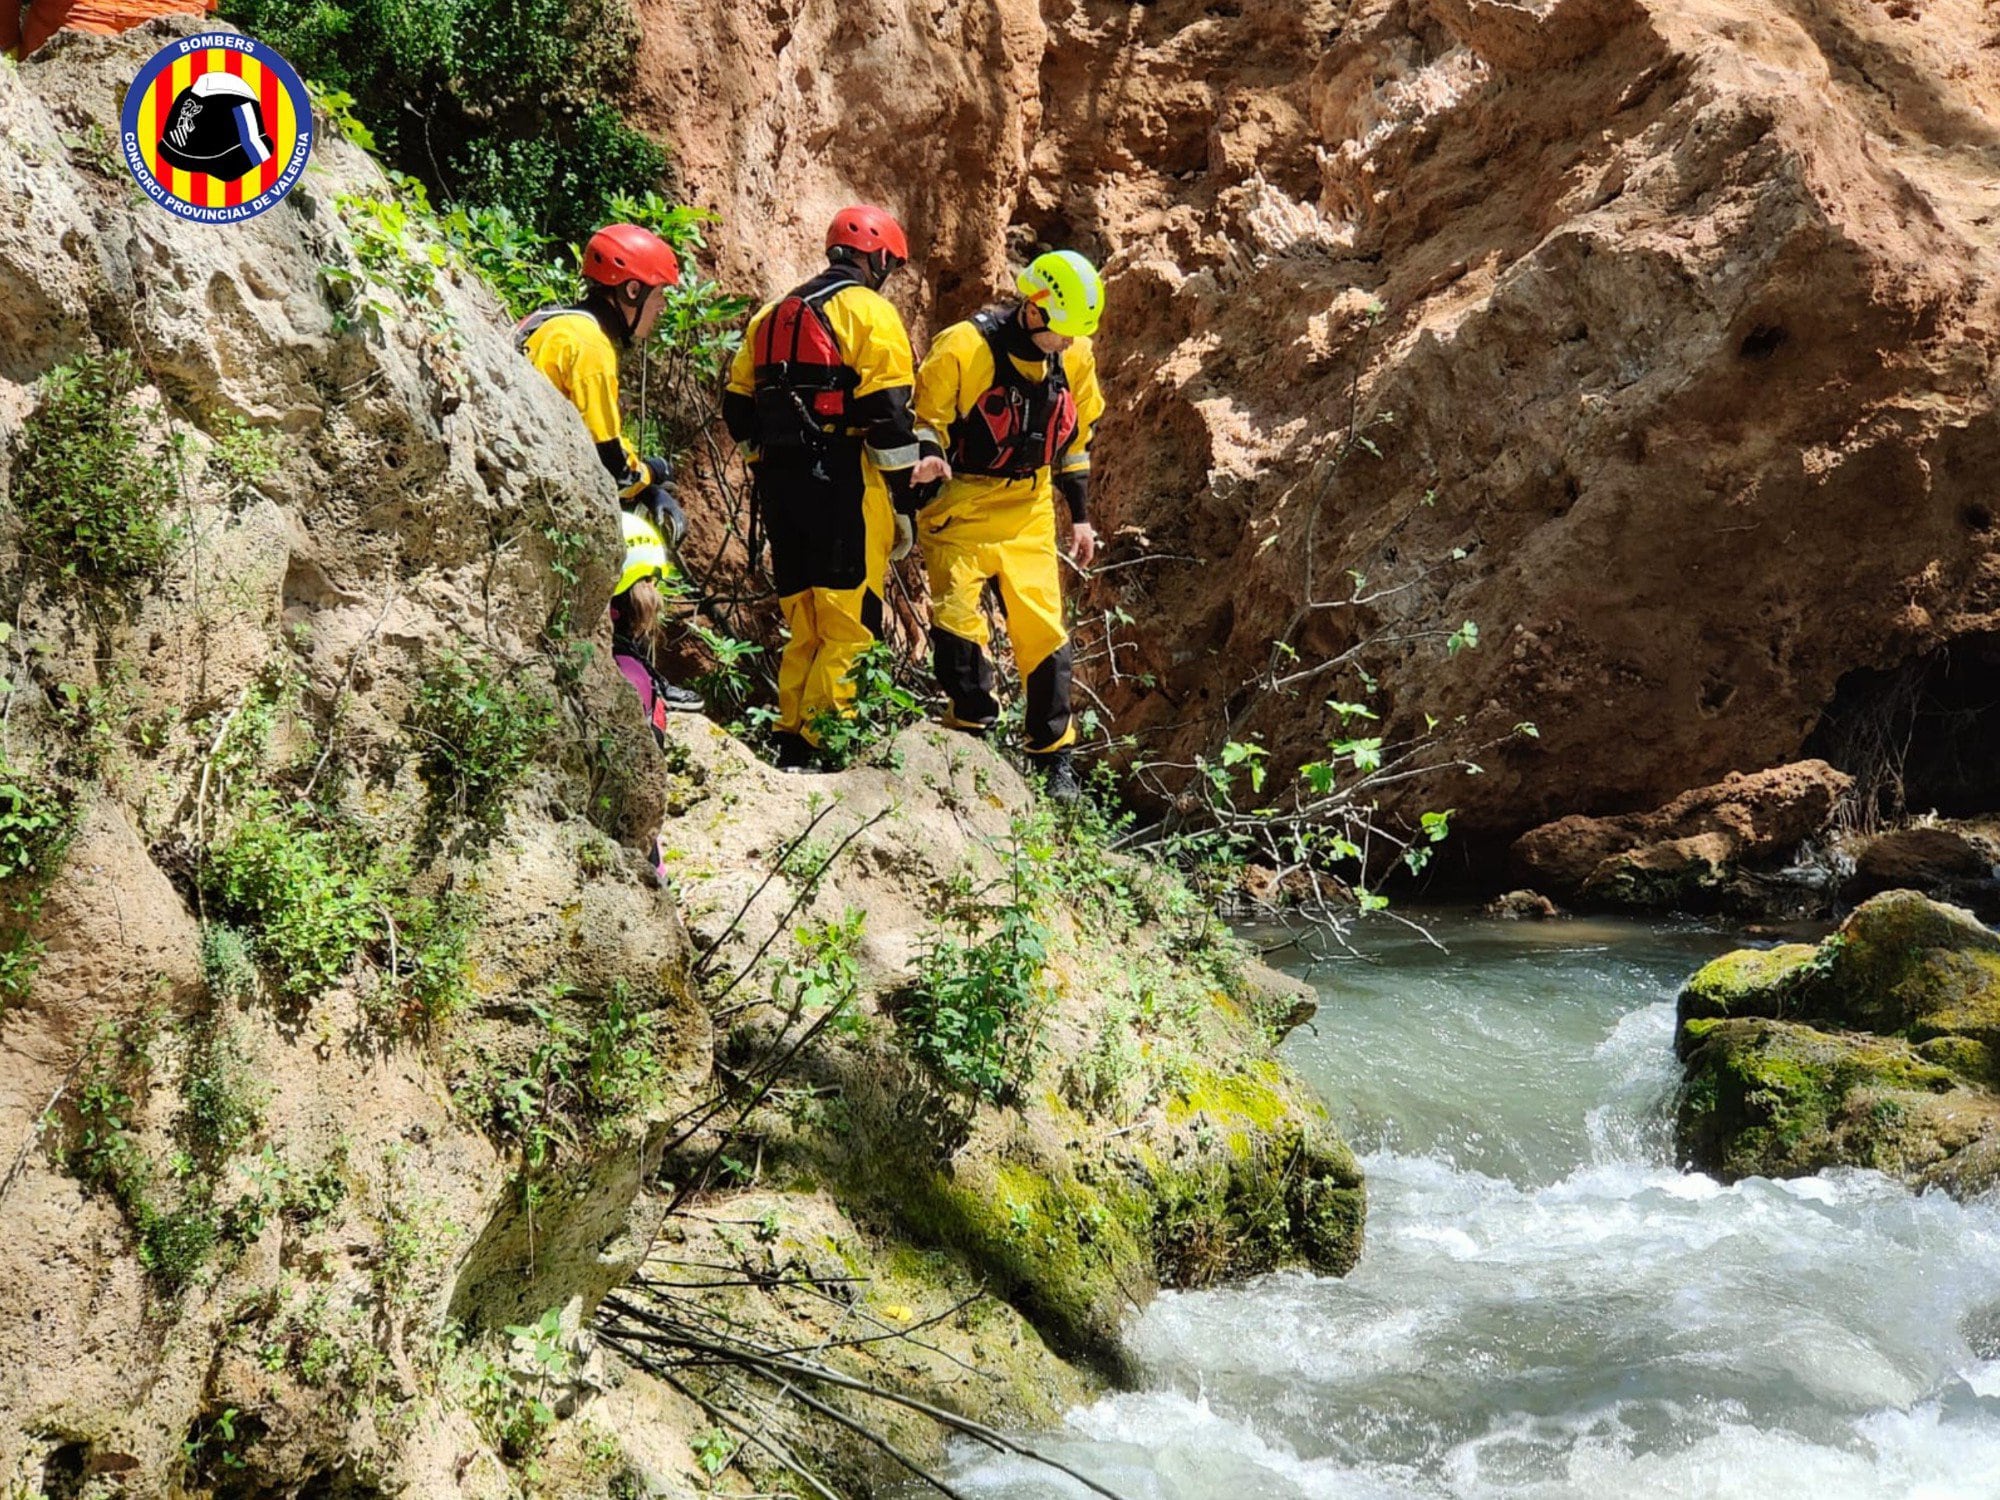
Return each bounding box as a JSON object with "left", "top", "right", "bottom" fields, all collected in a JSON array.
[
  {"left": 1510, "top": 758, "right": 1849, "bottom": 908},
  {"left": 636, "top": 0, "right": 2000, "bottom": 843},
  {"left": 1, "top": 22, "right": 688, "bottom": 1496}
]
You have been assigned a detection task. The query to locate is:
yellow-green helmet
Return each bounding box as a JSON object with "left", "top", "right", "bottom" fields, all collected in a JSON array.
[
  {"left": 1016, "top": 250, "right": 1105, "bottom": 339},
  {"left": 618, "top": 508, "right": 668, "bottom": 595}
]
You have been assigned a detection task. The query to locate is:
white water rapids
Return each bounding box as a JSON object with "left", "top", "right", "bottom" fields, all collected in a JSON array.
[{"left": 944, "top": 913, "right": 2000, "bottom": 1499}]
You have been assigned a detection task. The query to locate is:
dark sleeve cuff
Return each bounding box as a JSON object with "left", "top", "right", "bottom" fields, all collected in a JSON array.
[
  {"left": 722, "top": 390, "right": 759, "bottom": 447},
  {"left": 884, "top": 466, "right": 919, "bottom": 516},
  {"left": 595, "top": 437, "right": 637, "bottom": 486},
  {"left": 1057, "top": 472, "right": 1089, "bottom": 525}
]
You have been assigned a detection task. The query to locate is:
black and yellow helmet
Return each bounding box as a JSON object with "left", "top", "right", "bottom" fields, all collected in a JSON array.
[{"left": 158, "top": 74, "right": 275, "bottom": 182}]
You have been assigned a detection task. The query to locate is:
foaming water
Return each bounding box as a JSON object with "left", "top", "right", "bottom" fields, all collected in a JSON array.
[{"left": 938, "top": 910, "right": 2000, "bottom": 1498}]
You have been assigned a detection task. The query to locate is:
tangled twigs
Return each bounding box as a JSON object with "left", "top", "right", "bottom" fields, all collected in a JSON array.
[{"left": 596, "top": 1294, "right": 1135, "bottom": 1500}]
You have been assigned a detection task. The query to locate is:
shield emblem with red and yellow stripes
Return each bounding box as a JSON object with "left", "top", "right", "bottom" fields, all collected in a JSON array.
[{"left": 120, "top": 31, "right": 312, "bottom": 224}]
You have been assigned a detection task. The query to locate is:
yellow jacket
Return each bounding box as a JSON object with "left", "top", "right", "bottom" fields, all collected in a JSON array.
[
  {"left": 522, "top": 308, "right": 652, "bottom": 500},
  {"left": 913, "top": 316, "right": 1103, "bottom": 527}
]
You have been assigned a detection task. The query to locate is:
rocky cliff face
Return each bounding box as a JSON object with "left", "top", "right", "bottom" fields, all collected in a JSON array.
[
  {"left": 637, "top": 0, "right": 2000, "bottom": 841},
  {"left": 1, "top": 23, "right": 698, "bottom": 1494},
  {"left": 0, "top": 26, "right": 1364, "bottom": 1496}
]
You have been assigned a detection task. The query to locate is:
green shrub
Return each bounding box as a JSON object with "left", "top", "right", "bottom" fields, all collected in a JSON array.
[
  {"left": 0, "top": 764, "right": 77, "bottom": 1006},
  {"left": 902, "top": 827, "right": 1056, "bottom": 1104},
  {"left": 407, "top": 651, "right": 558, "bottom": 830},
  {"left": 11, "top": 351, "right": 176, "bottom": 585},
  {"left": 220, "top": 0, "right": 666, "bottom": 244},
  {"left": 202, "top": 794, "right": 384, "bottom": 1001},
  {"left": 807, "top": 643, "right": 924, "bottom": 771},
  {"left": 770, "top": 909, "right": 867, "bottom": 1038}
]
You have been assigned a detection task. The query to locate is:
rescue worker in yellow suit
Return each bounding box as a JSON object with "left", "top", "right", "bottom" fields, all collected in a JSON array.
[
  {"left": 912, "top": 251, "right": 1106, "bottom": 803},
  {"left": 722, "top": 206, "right": 945, "bottom": 771},
  {"left": 519, "top": 221, "right": 702, "bottom": 712}
]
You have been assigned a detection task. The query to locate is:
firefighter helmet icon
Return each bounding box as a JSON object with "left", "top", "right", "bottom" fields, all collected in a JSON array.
[{"left": 157, "top": 73, "right": 275, "bottom": 182}]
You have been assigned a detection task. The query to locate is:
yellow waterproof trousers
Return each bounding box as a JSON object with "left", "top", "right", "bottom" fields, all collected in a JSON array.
[
  {"left": 919, "top": 485, "right": 1075, "bottom": 754},
  {"left": 774, "top": 474, "right": 892, "bottom": 741}
]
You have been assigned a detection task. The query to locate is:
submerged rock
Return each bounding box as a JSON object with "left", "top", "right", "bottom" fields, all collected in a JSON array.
[
  {"left": 1675, "top": 891, "right": 2000, "bottom": 1193},
  {"left": 1485, "top": 889, "right": 1563, "bottom": 920}
]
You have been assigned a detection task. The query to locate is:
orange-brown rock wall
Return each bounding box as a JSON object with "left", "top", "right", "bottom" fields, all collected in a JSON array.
[{"left": 631, "top": 0, "right": 2000, "bottom": 839}]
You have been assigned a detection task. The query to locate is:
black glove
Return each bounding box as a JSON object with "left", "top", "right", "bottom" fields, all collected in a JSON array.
[
  {"left": 643, "top": 455, "right": 673, "bottom": 488},
  {"left": 648, "top": 486, "right": 686, "bottom": 546}
]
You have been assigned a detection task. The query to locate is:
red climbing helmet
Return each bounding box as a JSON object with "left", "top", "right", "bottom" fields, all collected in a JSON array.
[
  {"left": 583, "top": 223, "right": 682, "bottom": 288},
  {"left": 825, "top": 205, "right": 909, "bottom": 262}
]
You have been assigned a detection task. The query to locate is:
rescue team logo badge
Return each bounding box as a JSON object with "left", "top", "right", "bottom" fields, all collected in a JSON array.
[{"left": 120, "top": 33, "right": 312, "bottom": 224}]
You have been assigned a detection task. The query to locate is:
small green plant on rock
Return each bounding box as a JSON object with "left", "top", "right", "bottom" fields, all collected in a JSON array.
[
  {"left": 11, "top": 350, "right": 177, "bottom": 586},
  {"left": 768, "top": 909, "right": 867, "bottom": 1038},
  {"left": 0, "top": 762, "right": 76, "bottom": 1007},
  {"left": 66, "top": 1009, "right": 270, "bottom": 1296},
  {"left": 201, "top": 793, "right": 385, "bottom": 1002},
  {"left": 902, "top": 821, "right": 1056, "bottom": 1105},
  {"left": 200, "top": 922, "right": 261, "bottom": 1006},
  {"left": 407, "top": 650, "right": 558, "bottom": 833},
  {"left": 204, "top": 414, "right": 283, "bottom": 505},
  {"left": 807, "top": 642, "right": 924, "bottom": 770},
  {"left": 386, "top": 887, "right": 480, "bottom": 1030},
  {"left": 461, "top": 985, "right": 673, "bottom": 1201},
  {"left": 373, "top": 1145, "right": 456, "bottom": 1319}
]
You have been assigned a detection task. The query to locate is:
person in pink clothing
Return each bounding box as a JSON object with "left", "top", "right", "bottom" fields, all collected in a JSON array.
[{"left": 610, "top": 511, "right": 700, "bottom": 880}]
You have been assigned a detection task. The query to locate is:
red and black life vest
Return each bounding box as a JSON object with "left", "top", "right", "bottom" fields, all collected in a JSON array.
[
  {"left": 946, "top": 309, "right": 1079, "bottom": 481},
  {"left": 751, "top": 268, "right": 862, "bottom": 457}
]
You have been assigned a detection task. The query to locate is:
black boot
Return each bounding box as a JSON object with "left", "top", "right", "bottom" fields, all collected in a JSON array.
[
  {"left": 1028, "top": 748, "right": 1082, "bottom": 805},
  {"left": 773, "top": 731, "right": 816, "bottom": 774}
]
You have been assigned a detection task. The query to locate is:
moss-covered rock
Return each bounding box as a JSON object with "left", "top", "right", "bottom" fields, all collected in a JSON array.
[
  {"left": 1676, "top": 942, "right": 1819, "bottom": 1033},
  {"left": 1674, "top": 1017, "right": 1989, "bottom": 1181},
  {"left": 1674, "top": 891, "right": 2000, "bottom": 1194},
  {"left": 649, "top": 718, "right": 1365, "bottom": 1382},
  {"left": 1677, "top": 891, "right": 2000, "bottom": 1040}
]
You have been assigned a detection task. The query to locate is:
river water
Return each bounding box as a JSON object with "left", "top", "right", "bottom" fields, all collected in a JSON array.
[{"left": 949, "top": 911, "right": 2000, "bottom": 1499}]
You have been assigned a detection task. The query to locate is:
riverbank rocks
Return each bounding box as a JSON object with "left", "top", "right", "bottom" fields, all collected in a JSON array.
[
  {"left": 637, "top": 716, "right": 1362, "bottom": 1381},
  {"left": 1675, "top": 890, "right": 2000, "bottom": 1193},
  {"left": 1510, "top": 761, "right": 1850, "bottom": 911},
  {"left": 1843, "top": 822, "right": 2000, "bottom": 918}
]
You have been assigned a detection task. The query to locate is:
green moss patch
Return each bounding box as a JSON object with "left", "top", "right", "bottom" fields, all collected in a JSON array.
[
  {"left": 1677, "top": 944, "right": 1817, "bottom": 1026},
  {"left": 1677, "top": 1017, "right": 1981, "bottom": 1182}
]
